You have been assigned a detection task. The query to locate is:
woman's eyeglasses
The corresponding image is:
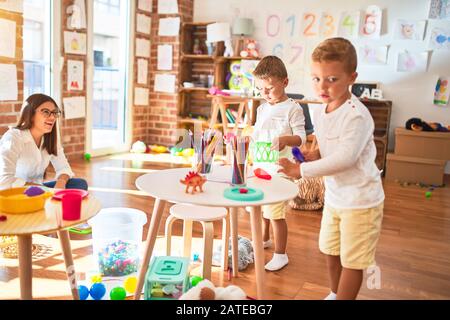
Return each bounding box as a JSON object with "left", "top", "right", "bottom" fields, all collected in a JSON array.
[{"left": 39, "top": 108, "right": 62, "bottom": 118}]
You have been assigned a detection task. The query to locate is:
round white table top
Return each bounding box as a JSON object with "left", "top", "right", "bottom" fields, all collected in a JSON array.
[
  {"left": 0, "top": 195, "right": 102, "bottom": 236},
  {"left": 135, "top": 165, "right": 298, "bottom": 207}
]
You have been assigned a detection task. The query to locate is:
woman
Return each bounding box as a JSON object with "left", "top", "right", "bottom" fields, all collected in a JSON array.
[{"left": 0, "top": 93, "right": 87, "bottom": 191}]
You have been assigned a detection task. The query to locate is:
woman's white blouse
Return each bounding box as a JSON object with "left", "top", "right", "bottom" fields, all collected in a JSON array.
[{"left": 0, "top": 128, "right": 74, "bottom": 190}]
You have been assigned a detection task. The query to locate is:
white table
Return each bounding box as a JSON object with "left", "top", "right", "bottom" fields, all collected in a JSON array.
[{"left": 134, "top": 165, "right": 298, "bottom": 299}]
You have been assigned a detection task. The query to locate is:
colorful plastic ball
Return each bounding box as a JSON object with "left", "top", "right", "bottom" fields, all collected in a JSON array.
[
  {"left": 90, "top": 274, "right": 102, "bottom": 283},
  {"left": 425, "top": 191, "right": 432, "bottom": 198},
  {"left": 84, "top": 153, "right": 92, "bottom": 161},
  {"left": 110, "top": 286, "right": 127, "bottom": 300},
  {"left": 124, "top": 276, "right": 137, "bottom": 293},
  {"left": 90, "top": 282, "right": 106, "bottom": 300},
  {"left": 190, "top": 275, "right": 203, "bottom": 287},
  {"left": 78, "top": 285, "right": 89, "bottom": 300}
]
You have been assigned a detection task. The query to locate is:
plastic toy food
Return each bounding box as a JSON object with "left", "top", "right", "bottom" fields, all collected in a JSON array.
[
  {"left": 292, "top": 147, "right": 305, "bottom": 163},
  {"left": 253, "top": 168, "right": 272, "bottom": 180}
]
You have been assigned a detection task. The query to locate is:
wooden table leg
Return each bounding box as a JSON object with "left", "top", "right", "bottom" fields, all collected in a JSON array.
[
  {"left": 229, "top": 207, "right": 239, "bottom": 277},
  {"left": 17, "top": 235, "right": 32, "bottom": 300},
  {"left": 250, "top": 206, "right": 266, "bottom": 300},
  {"left": 134, "top": 198, "right": 167, "bottom": 300},
  {"left": 221, "top": 211, "right": 230, "bottom": 271},
  {"left": 57, "top": 230, "right": 79, "bottom": 300}
]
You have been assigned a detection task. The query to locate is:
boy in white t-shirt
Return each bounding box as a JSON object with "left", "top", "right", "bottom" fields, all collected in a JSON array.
[
  {"left": 251, "top": 56, "right": 306, "bottom": 271},
  {"left": 278, "top": 38, "right": 385, "bottom": 299}
]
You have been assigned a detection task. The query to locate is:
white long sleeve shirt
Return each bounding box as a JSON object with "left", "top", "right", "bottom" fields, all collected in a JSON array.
[
  {"left": 301, "top": 96, "right": 384, "bottom": 209},
  {"left": 0, "top": 128, "right": 74, "bottom": 190}
]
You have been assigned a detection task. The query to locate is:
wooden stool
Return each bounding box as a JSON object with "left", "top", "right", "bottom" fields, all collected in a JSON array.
[{"left": 165, "top": 204, "right": 229, "bottom": 280}]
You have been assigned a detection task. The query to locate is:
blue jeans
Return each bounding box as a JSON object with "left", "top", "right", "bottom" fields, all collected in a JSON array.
[{"left": 43, "top": 178, "right": 88, "bottom": 190}]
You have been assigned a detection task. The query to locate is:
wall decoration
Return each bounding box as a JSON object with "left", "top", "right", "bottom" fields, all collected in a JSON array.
[
  {"left": 393, "top": 19, "right": 426, "bottom": 40},
  {"left": 63, "top": 31, "right": 87, "bottom": 55},
  {"left": 67, "top": 60, "right": 84, "bottom": 91}
]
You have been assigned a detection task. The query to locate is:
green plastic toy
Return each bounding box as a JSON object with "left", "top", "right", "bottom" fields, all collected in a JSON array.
[
  {"left": 84, "top": 153, "right": 91, "bottom": 161},
  {"left": 253, "top": 142, "right": 279, "bottom": 163},
  {"left": 223, "top": 187, "right": 264, "bottom": 201},
  {"left": 190, "top": 275, "right": 203, "bottom": 287},
  {"left": 110, "top": 286, "right": 127, "bottom": 300},
  {"left": 425, "top": 191, "right": 432, "bottom": 198}
]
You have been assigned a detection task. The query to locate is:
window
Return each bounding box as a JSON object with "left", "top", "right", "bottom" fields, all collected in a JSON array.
[{"left": 23, "top": 0, "right": 52, "bottom": 97}]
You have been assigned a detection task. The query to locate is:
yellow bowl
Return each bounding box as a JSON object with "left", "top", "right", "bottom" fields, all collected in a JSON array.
[{"left": 0, "top": 187, "right": 53, "bottom": 214}]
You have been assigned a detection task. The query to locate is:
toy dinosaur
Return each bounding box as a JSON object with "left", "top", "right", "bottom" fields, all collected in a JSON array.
[{"left": 180, "top": 171, "right": 207, "bottom": 194}]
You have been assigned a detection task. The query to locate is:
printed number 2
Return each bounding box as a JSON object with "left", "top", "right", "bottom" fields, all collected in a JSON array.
[{"left": 303, "top": 14, "right": 317, "bottom": 36}]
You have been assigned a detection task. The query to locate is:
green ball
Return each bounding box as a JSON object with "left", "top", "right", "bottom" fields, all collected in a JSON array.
[
  {"left": 190, "top": 275, "right": 203, "bottom": 287},
  {"left": 110, "top": 286, "right": 127, "bottom": 300},
  {"left": 84, "top": 153, "right": 91, "bottom": 161},
  {"left": 425, "top": 191, "right": 432, "bottom": 198}
]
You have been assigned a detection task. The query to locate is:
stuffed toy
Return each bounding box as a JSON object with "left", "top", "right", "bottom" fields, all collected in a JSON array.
[
  {"left": 179, "top": 279, "right": 247, "bottom": 300},
  {"left": 240, "top": 40, "right": 259, "bottom": 58},
  {"left": 212, "top": 235, "right": 254, "bottom": 271},
  {"left": 405, "top": 118, "right": 450, "bottom": 132},
  {"left": 289, "top": 176, "right": 325, "bottom": 211}
]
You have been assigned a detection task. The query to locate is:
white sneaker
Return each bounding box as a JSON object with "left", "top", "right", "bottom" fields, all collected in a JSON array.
[
  {"left": 264, "top": 253, "right": 289, "bottom": 271},
  {"left": 324, "top": 292, "right": 337, "bottom": 300},
  {"left": 263, "top": 239, "right": 273, "bottom": 249},
  {"left": 245, "top": 206, "right": 252, "bottom": 213}
]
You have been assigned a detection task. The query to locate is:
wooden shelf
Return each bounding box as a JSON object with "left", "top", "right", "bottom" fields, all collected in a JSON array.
[
  {"left": 179, "top": 87, "right": 209, "bottom": 93},
  {"left": 181, "top": 54, "right": 214, "bottom": 60},
  {"left": 215, "top": 56, "right": 261, "bottom": 61},
  {"left": 182, "top": 22, "right": 214, "bottom": 27},
  {"left": 177, "top": 117, "right": 223, "bottom": 129}
]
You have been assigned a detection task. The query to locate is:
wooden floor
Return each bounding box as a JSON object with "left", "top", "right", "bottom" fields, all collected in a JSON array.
[{"left": 1, "top": 152, "right": 450, "bottom": 300}]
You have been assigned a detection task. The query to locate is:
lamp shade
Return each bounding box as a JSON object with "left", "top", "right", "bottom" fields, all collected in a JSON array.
[
  {"left": 206, "top": 22, "right": 231, "bottom": 43},
  {"left": 232, "top": 18, "right": 254, "bottom": 36}
]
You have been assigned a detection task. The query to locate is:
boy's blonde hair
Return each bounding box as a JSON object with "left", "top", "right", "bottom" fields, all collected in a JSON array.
[
  {"left": 253, "top": 55, "right": 288, "bottom": 80},
  {"left": 311, "top": 37, "right": 357, "bottom": 73}
]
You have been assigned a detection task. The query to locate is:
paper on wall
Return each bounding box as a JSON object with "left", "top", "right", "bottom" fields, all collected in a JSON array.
[
  {"left": 397, "top": 51, "right": 429, "bottom": 72},
  {"left": 393, "top": 20, "right": 426, "bottom": 40},
  {"left": 0, "top": 0, "right": 23, "bottom": 13},
  {"left": 428, "top": 27, "right": 450, "bottom": 50},
  {"left": 359, "top": 45, "right": 388, "bottom": 65},
  {"left": 158, "top": 0, "right": 178, "bottom": 14},
  {"left": 138, "top": 0, "right": 152, "bottom": 12},
  {"left": 157, "top": 45, "right": 173, "bottom": 70},
  {"left": 0, "top": 18, "right": 16, "bottom": 58},
  {"left": 63, "top": 31, "right": 87, "bottom": 55},
  {"left": 0, "top": 64, "right": 18, "bottom": 101},
  {"left": 360, "top": 5, "right": 382, "bottom": 39},
  {"left": 137, "top": 58, "right": 148, "bottom": 84},
  {"left": 136, "top": 13, "right": 151, "bottom": 35},
  {"left": 158, "top": 17, "right": 180, "bottom": 36},
  {"left": 154, "top": 74, "right": 176, "bottom": 93},
  {"left": 66, "top": 0, "right": 87, "bottom": 29},
  {"left": 63, "top": 96, "right": 86, "bottom": 119},
  {"left": 67, "top": 60, "right": 84, "bottom": 91},
  {"left": 136, "top": 38, "right": 151, "bottom": 57},
  {"left": 134, "top": 87, "right": 149, "bottom": 105}
]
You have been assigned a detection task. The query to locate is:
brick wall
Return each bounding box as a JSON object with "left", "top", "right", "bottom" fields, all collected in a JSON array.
[
  {"left": 147, "top": 0, "right": 193, "bottom": 146},
  {"left": 60, "top": 0, "right": 88, "bottom": 160},
  {"left": 0, "top": 8, "right": 23, "bottom": 133}
]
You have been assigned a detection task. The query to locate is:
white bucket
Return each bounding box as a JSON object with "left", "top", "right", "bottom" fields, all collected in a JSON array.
[{"left": 88, "top": 207, "right": 147, "bottom": 277}]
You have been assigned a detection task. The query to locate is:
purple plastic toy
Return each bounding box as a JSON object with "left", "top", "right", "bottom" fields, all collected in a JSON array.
[
  {"left": 292, "top": 147, "right": 305, "bottom": 163},
  {"left": 24, "top": 186, "right": 45, "bottom": 197}
]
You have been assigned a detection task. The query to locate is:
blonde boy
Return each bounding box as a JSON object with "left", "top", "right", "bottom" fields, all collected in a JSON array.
[
  {"left": 252, "top": 56, "right": 306, "bottom": 271},
  {"left": 278, "top": 38, "right": 384, "bottom": 299}
]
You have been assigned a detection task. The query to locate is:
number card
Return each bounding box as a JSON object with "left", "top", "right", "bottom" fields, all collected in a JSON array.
[
  {"left": 320, "top": 12, "right": 337, "bottom": 38},
  {"left": 338, "top": 11, "right": 360, "bottom": 38},
  {"left": 360, "top": 5, "right": 382, "bottom": 39}
]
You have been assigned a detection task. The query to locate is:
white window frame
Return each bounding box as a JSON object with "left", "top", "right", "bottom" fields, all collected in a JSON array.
[{"left": 85, "top": 0, "right": 134, "bottom": 157}]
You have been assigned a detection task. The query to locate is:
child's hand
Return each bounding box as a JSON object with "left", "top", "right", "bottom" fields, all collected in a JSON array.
[
  {"left": 303, "top": 148, "right": 321, "bottom": 161},
  {"left": 271, "top": 136, "right": 288, "bottom": 152},
  {"left": 277, "top": 158, "right": 301, "bottom": 179}
]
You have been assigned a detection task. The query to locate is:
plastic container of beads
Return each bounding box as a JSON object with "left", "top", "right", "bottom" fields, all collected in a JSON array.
[{"left": 88, "top": 208, "right": 147, "bottom": 277}]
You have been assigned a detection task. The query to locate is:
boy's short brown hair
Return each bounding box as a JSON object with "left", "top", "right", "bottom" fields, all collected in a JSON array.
[
  {"left": 311, "top": 37, "right": 357, "bottom": 73},
  {"left": 253, "top": 55, "right": 288, "bottom": 80}
]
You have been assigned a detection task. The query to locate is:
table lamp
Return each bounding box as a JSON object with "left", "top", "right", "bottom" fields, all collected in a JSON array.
[{"left": 232, "top": 18, "right": 254, "bottom": 55}]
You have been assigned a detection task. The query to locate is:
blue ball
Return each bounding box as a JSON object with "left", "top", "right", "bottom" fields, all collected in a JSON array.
[
  {"left": 78, "top": 285, "right": 89, "bottom": 300},
  {"left": 90, "top": 283, "right": 106, "bottom": 300}
]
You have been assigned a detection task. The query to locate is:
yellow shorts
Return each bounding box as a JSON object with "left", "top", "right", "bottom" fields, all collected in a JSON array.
[
  {"left": 319, "top": 203, "right": 384, "bottom": 270},
  {"left": 262, "top": 201, "right": 286, "bottom": 220}
]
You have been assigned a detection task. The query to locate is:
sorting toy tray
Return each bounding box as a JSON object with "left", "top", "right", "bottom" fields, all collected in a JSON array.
[
  {"left": 223, "top": 187, "right": 264, "bottom": 201},
  {"left": 0, "top": 187, "right": 53, "bottom": 214},
  {"left": 52, "top": 189, "right": 89, "bottom": 201}
]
